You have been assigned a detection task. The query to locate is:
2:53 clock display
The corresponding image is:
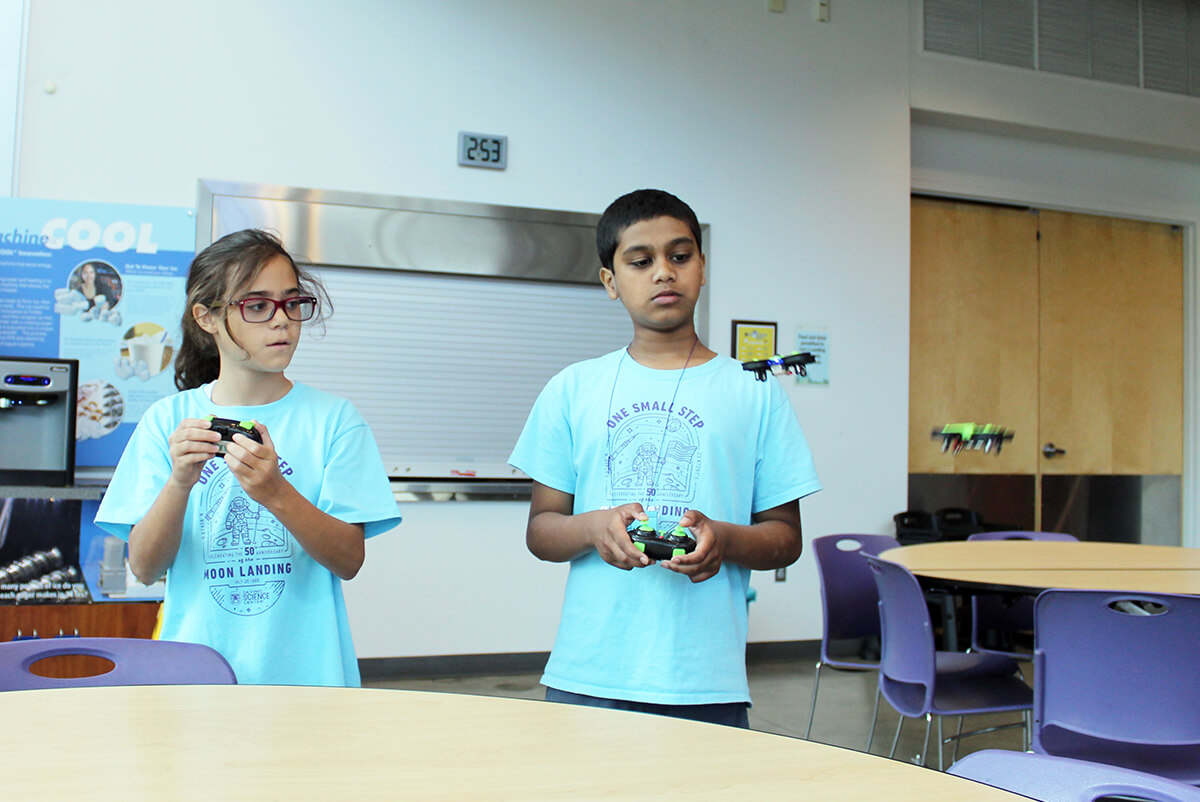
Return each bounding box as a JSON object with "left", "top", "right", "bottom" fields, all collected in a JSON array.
[{"left": 458, "top": 131, "right": 508, "bottom": 170}]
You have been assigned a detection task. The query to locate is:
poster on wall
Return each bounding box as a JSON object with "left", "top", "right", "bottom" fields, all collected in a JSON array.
[
  {"left": 0, "top": 197, "right": 195, "bottom": 467},
  {"left": 795, "top": 328, "right": 830, "bottom": 386},
  {"left": 731, "top": 320, "right": 777, "bottom": 363}
]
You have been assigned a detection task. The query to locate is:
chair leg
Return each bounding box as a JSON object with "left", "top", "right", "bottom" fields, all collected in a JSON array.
[
  {"left": 865, "top": 684, "right": 882, "bottom": 753},
  {"left": 921, "top": 713, "right": 932, "bottom": 767},
  {"left": 950, "top": 715, "right": 964, "bottom": 766},
  {"left": 936, "top": 715, "right": 944, "bottom": 770},
  {"left": 804, "top": 661, "right": 824, "bottom": 740},
  {"left": 889, "top": 714, "right": 904, "bottom": 759},
  {"left": 942, "top": 597, "right": 959, "bottom": 652}
]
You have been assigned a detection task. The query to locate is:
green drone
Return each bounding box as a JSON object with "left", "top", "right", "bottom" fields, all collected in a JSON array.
[{"left": 933, "top": 423, "right": 1013, "bottom": 455}]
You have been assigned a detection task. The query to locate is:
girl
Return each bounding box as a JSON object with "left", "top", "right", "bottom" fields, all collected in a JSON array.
[
  {"left": 75, "top": 262, "right": 98, "bottom": 307},
  {"left": 95, "top": 229, "right": 401, "bottom": 686}
]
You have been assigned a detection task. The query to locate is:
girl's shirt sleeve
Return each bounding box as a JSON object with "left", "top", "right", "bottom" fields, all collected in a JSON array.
[
  {"left": 93, "top": 404, "right": 174, "bottom": 541},
  {"left": 317, "top": 405, "right": 401, "bottom": 539}
]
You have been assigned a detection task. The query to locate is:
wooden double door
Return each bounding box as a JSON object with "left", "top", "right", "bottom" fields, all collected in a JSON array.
[{"left": 909, "top": 197, "right": 1183, "bottom": 542}]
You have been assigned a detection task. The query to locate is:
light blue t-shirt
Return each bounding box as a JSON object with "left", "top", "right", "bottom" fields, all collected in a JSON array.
[
  {"left": 95, "top": 382, "right": 402, "bottom": 687},
  {"left": 509, "top": 349, "right": 821, "bottom": 705}
]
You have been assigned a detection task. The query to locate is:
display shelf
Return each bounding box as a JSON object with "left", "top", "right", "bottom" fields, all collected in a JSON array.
[{"left": 0, "top": 486, "right": 104, "bottom": 501}]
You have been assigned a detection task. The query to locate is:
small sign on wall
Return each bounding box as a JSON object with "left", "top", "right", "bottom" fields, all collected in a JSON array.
[
  {"left": 732, "top": 320, "right": 776, "bottom": 362},
  {"left": 795, "top": 328, "right": 830, "bottom": 385}
]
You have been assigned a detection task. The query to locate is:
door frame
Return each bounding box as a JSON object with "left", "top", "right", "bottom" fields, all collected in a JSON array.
[{"left": 912, "top": 128, "right": 1199, "bottom": 548}]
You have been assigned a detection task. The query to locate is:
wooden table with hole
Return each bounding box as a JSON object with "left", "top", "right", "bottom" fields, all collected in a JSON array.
[{"left": 0, "top": 684, "right": 1028, "bottom": 800}]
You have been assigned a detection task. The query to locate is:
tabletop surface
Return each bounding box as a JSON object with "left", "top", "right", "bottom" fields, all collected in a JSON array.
[
  {"left": 881, "top": 540, "right": 1200, "bottom": 594},
  {"left": 0, "top": 684, "right": 1026, "bottom": 800}
]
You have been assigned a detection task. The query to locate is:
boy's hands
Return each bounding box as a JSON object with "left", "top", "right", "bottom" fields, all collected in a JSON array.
[
  {"left": 526, "top": 482, "right": 652, "bottom": 567},
  {"left": 592, "top": 504, "right": 653, "bottom": 570},
  {"left": 660, "top": 509, "right": 723, "bottom": 583},
  {"left": 659, "top": 502, "right": 804, "bottom": 583},
  {"left": 525, "top": 483, "right": 802, "bottom": 578}
]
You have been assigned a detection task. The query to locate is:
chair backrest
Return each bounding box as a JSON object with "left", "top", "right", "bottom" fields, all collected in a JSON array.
[
  {"left": 934, "top": 507, "right": 983, "bottom": 540},
  {"left": 1035, "top": 590, "right": 1200, "bottom": 750},
  {"left": 812, "top": 534, "right": 900, "bottom": 644},
  {"left": 949, "top": 749, "right": 1200, "bottom": 802},
  {"left": 967, "top": 530, "right": 1079, "bottom": 542},
  {"left": 864, "top": 555, "right": 936, "bottom": 716},
  {"left": 893, "top": 510, "right": 939, "bottom": 545},
  {"left": 967, "top": 531, "right": 1078, "bottom": 651},
  {"left": 0, "top": 637, "right": 237, "bottom": 690}
]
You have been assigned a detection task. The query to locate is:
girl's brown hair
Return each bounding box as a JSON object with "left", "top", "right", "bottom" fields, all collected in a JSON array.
[{"left": 174, "top": 229, "right": 330, "bottom": 390}]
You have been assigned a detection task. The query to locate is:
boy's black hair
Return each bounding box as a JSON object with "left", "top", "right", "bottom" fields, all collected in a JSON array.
[{"left": 596, "top": 189, "right": 703, "bottom": 269}]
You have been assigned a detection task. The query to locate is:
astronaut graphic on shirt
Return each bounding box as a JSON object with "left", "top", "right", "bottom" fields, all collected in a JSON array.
[
  {"left": 196, "top": 456, "right": 292, "bottom": 617},
  {"left": 221, "top": 497, "right": 256, "bottom": 549},
  {"left": 609, "top": 405, "right": 700, "bottom": 530}
]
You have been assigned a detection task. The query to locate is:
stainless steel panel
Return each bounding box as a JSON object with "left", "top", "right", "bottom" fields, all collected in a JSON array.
[
  {"left": 391, "top": 481, "right": 531, "bottom": 502},
  {"left": 199, "top": 180, "right": 600, "bottom": 285},
  {"left": 1042, "top": 475, "right": 1181, "bottom": 545},
  {"left": 197, "top": 179, "right": 709, "bottom": 324},
  {"left": 907, "top": 474, "right": 1037, "bottom": 533}
]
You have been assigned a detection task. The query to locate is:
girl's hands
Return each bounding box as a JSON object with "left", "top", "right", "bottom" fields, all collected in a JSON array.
[
  {"left": 167, "top": 418, "right": 222, "bottom": 488},
  {"left": 221, "top": 421, "right": 286, "bottom": 505}
]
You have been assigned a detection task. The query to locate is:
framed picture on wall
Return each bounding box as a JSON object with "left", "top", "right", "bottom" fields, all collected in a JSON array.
[{"left": 731, "top": 320, "right": 776, "bottom": 363}]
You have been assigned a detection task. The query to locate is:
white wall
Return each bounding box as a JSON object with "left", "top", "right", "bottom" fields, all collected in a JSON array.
[
  {"left": 17, "top": 0, "right": 906, "bottom": 657},
  {"left": 0, "top": 0, "right": 24, "bottom": 195}
]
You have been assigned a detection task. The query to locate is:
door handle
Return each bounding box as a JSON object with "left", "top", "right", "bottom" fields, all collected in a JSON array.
[{"left": 1043, "top": 443, "right": 1066, "bottom": 459}]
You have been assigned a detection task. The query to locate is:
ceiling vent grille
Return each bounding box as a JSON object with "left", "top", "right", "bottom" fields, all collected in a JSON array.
[{"left": 924, "top": 0, "right": 1200, "bottom": 98}]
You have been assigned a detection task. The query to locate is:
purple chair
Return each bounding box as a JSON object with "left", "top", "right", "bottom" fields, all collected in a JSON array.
[
  {"left": 805, "top": 534, "right": 899, "bottom": 750},
  {"left": 865, "top": 555, "right": 1032, "bottom": 769},
  {"left": 934, "top": 507, "right": 983, "bottom": 540},
  {"left": 1034, "top": 590, "right": 1200, "bottom": 783},
  {"left": 965, "top": 531, "right": 1079, "bottom": 659},
  {"left": 967, "top": 530, "right": 1079, "bottom": 542},
  {"left": 949, "top": 749, "right": 1200, "bottom": 802},
  {"left": 0, "top": 637, "right": 237, "bottom": 689}
]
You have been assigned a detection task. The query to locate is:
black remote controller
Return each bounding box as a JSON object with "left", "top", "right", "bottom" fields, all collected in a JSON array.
[
  {"left": 206, "top": 415, "right": 263, "bottom": 455},
  {"left": 629, "top": 522, "right": 697, "bottom": 560}
]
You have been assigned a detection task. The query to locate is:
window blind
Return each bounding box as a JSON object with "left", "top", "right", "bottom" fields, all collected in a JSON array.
[{"left": 286, "top": 266, "right": 632, "bottom": 480}]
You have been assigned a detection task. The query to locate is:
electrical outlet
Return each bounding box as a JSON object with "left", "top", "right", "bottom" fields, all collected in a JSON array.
[
  {"left": 775, "top": 567, "right": 787, "bottom": 582},
  {"left": 815, "top": 0, "right": 830, "bottom": 22}
]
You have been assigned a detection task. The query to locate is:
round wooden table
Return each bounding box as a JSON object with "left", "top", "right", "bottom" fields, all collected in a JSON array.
[
  {"left": 0, "top": 684, "right": 1026, "bottom": 799},
  {"left": 881, "top": 540, "right": 1200, "bottom": 595}
]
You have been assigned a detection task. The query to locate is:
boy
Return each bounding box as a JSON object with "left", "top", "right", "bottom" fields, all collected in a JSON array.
[{"left": 508, "top": 189, "right": 820, "bottom": 727}]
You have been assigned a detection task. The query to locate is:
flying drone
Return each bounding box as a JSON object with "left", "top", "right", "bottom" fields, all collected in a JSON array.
[
  {"left": 933, "top": 423, "right": 1014, "bottom": 455},
  {"left": 741, "top": 351, "right": 816, "bottom": 381}
]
